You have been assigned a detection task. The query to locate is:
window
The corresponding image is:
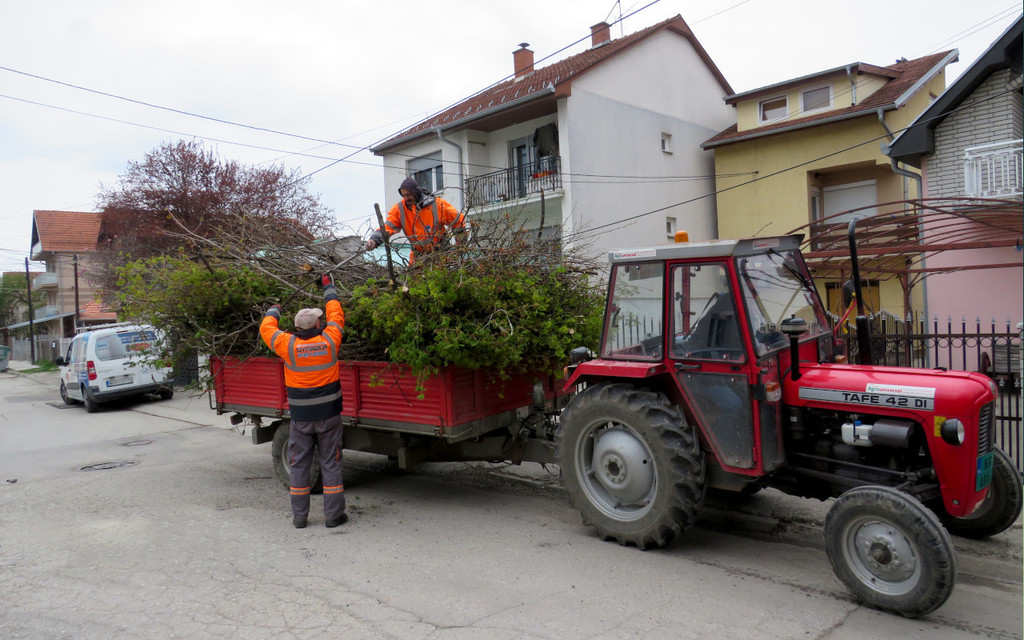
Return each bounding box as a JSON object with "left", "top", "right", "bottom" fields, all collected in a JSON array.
[
  {"left": 822, "top": 180, "right": 878, "bottom": 225},
  {"left": 759, "top": 96, "right": 788, "bottom": 123},
  {"left": 666, "top": 216, "right": 676, "bottom": 238},
  {"left": 801, "top": 84, "right": 831, "bottom": 113},
  {"left": 671, "top": 263, "right": 744, "bottom": 361},
  {"left": 809, "top": 186, "right": 822, "bottom": 222},
  {"left": 408, "top": 152, "right": 443, "bottom": 193},
  {"left": 661, "top": 132, "right": 673, "bottom": 154},
  {"left": 602, "top": 262, "right": 664, "bottom": 359}
]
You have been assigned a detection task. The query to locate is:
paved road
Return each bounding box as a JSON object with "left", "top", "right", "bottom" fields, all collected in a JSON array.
[{"left": 1, "top": 363, "right": 1021, "bottom": 640}]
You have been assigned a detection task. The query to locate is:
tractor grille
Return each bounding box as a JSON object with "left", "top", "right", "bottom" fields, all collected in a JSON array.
[{"left": 977, "top": 402, "right": 994, "bottom": 454}]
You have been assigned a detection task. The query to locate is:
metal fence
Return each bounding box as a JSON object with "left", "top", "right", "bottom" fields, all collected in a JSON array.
[{"left": 839, "top": 313, "right": 1023, "bottom": 471}]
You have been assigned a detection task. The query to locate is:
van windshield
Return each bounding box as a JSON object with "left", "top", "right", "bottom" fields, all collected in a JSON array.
[{"left": 94, "top": 330, "right": 156, "bottom": 362}]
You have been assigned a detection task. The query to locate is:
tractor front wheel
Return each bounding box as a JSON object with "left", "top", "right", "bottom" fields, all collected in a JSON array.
[
  {"left": 556, "top": 383, "right": 705, "bottom": 550},
  {"left": 936, "top": 448, "right": 1023, "bottom": 539},
  {"left": 825, "top": 485, "right": 956, "bottom": 617}
]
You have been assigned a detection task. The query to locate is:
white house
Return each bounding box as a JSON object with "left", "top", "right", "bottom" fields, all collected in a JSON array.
[{"left": 371, "top": 15, "right": 735, "bottom": 260}]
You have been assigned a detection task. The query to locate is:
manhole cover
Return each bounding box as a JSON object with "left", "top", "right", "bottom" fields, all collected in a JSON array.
[
  {"left": 122, "top": 440, "right": 152, "bottom": 447},
  {"left": 79, "top": 461, "right": 139, "bottom": 472}
]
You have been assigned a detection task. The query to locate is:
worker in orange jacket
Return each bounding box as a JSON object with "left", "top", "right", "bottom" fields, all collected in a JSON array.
[
  {"left": 365, "top": 178, "right": 466, "bottom": 260},
  {"left": 260, "top": 274, "right": 346, "bottom": 529}
]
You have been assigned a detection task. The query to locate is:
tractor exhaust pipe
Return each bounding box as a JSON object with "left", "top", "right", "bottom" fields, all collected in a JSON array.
[{"left": 847, "top": 219, "right": 873, "bottom": 366}]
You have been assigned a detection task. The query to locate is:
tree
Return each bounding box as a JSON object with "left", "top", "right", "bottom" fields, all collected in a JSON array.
[
  {"left": 0, "top": 272, "right": 45, "bottom": 331},
  {"left": 92, "top": 139, "right": 335, "bottom": 293}
]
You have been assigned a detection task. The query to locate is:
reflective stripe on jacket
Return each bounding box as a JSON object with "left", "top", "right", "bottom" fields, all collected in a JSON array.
[
  {"left": 380, "top": 197, "right": 465, "bottom": 253},
  {"left": 259, "top": 296, "right": 345, "bottom": 421}
]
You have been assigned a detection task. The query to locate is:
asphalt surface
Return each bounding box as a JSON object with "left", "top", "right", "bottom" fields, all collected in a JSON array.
[{"left": 1, "top": 360, "right": 1021, "bottom": 640}]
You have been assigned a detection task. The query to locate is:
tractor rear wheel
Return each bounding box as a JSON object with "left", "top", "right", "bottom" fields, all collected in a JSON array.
[
  {"left": 935, "top": 448, "right": 1023, "bottom": 539},
  {"left": 825, "top": 485, "right": 956, "bottom": 617},
  {"left": 271, "top": 421, "right": 323, "bottom": 494},
  {"left": 556, "top": 383, "right": 705, "bottom": 550}
]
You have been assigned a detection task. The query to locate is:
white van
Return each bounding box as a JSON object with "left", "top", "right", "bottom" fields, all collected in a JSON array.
[{"left": 55, "top": 323, "right": 174, "bottom": 413}]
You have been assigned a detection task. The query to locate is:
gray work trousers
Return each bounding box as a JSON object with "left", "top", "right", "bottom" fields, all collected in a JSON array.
[{"left": 289, "top": 415, "right": 345, "bottom": 522}]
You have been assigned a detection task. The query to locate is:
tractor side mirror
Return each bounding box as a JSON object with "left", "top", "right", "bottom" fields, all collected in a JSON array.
[{"left": 842, "top": 281, "right": 856, "bottom": 308}]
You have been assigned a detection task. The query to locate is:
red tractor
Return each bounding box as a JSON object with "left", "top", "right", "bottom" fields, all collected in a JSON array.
[{"left": 558, "top": 233, "right": 1021, "bottom": 617}]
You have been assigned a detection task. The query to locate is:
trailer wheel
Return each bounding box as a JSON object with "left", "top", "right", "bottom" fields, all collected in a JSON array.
[
  {"left": 935, "top": 449, "right": 1023, "bottom": 539},
  {"left": 556, "top": 383, "right": 705, "bottom": 550},
  {"left": 825, "top": 485, "right": 956, "bottom": 617},
  {"left": 270, "top": 421, "right": 323, "bottom": 494}
]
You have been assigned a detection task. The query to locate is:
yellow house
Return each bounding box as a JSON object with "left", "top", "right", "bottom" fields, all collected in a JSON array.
[{"left": 702, "top": 51, "right": 958, "bottom": 317}]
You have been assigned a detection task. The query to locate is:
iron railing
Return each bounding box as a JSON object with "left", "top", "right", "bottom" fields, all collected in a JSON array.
[
  {"left": 964, "top": 139, "right": 1023, "bottom": 198},
  {"left": 465, "top": 157, "right": 561, "bottom": 208}
]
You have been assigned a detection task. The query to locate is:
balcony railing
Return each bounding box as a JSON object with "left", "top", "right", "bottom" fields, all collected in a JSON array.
[
  {"left": 37, "top": 305, "right": 61, "bottom": 318},
  {"left": 465, "top": 157, "right": 561, "bottom": 208},
  {"left": 964, "top": 139, "right": 1023, "bottom": 198},
  {"left": 33, "top": 272, "right": 58, "bottom": 288}
]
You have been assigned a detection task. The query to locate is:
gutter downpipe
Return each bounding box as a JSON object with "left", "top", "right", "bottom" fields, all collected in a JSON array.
[
  {"left": 878, "top": 108, "right": 929, "bottom": 343},
  {"left": 435, "top": 127, "right": 465, "bottom": 212},
  {"left": 845, "top": 65, "right": 857, "bottom": 106}
]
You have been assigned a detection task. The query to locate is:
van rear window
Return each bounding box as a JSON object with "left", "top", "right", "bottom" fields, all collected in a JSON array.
[{"left": 94, "top": 330, "right": 156, "bottom": 361}]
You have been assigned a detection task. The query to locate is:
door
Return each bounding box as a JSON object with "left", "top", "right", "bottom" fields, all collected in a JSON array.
[{"left": 670, "top": 262, "right": 758, "bottom": 470}]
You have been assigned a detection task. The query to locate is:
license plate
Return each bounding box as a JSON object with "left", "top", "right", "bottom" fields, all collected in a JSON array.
[
  {"left": 976, "top": 452, "right": 994, "bottom": 491},
  {"left": 106, "top": 374, "right": 134, "bottom": 388}
]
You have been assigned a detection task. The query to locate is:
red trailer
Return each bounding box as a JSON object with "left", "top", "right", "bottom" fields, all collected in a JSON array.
[{"left": 211, "top": 356, "right": 568, "bottom": 487}]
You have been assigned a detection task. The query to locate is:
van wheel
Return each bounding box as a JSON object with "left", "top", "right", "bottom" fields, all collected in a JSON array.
[
  {"left": 83, "top": 388, "right": 100, "bottom": 413},
  {"left": 556, "top": 383, "right": 706, "bottom": 550},
  {"left": 825, "top": 485, "right": 956, "bottom": 617},
  {"left": 159, "top": 389, "right": 174, "bottom": 400},
  {"left": 270, "top": 421, "right": 323, "bottom": 494},
  {"left": 60, "top": 382, "right": 81, "bottom": 406}
]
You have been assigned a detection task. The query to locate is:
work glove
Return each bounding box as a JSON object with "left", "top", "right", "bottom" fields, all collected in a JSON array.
[
  {"left": 265, "top": 304, "right": 282, "bottom": 319},
  {"left": 365, "top": 238, "right": 379, "bottom": 250},
  {"left": 321, "top": 273, "right": 331, "bottom": 287}
]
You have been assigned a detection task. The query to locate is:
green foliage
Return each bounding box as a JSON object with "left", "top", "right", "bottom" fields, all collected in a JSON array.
[
  {"left": 345, "top": 263, "right": 603, "bottom": 381},
  {"left": 115, "top": 256, "right": 291, "bottom": 361}
]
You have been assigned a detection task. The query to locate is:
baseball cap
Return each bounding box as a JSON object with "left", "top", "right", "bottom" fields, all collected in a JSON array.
[{"left": 294, "top": 308, "right": 323, "bottom": 330}]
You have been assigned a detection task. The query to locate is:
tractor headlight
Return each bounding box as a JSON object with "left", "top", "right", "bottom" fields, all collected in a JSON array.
[{"left": 940, "top": 418, "right": 965, "bottom": 446}]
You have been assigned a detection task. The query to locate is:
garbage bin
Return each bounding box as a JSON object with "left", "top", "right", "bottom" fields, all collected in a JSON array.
[{"left": 0, "top": 345, "right": 10, "bottom": 372}]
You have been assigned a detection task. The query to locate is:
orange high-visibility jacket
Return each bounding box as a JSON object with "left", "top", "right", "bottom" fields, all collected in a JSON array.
[
  {"left": 380, "top": 197, "right": 465, "bottom": 254},
  {"left": 260, "top": 294, "right": 345, "bottom": 421}
]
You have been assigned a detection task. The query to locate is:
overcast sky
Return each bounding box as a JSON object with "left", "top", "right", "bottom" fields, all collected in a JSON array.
[{"left": 1, "top": 0, "right": 1020, "bottom": 273}]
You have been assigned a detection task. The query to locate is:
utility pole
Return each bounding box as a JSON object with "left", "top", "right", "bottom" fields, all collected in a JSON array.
[
  {"left": 73, "top": 253, "right": 81, "bottom": 330},
  {"left": 24, "top": 257, "right": 35, "bottom": 364}
]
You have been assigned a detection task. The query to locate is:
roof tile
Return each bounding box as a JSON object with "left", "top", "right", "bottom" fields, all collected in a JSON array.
[
  {"left": 33, "top": 210, "right": 102, "bottom": 253},
  {"left": 703, "top": 51, "right": 954, "bottom": 148}
]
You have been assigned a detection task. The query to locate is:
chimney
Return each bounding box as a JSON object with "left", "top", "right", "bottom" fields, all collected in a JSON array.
[
  {"left": 591, "top": 22, "right": 611, "bottom": 47},
  {"left": 513, "top": 43, "right": 534, "bottom": 79}
]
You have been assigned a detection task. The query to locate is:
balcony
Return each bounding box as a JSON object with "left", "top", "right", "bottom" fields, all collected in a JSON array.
[
  {"left": 964, "top": 139, "right": 1023, "bottom": 198},
  {"left": 37, "top": 305, "right": 61, "bottom": 318},
  {"left": 33, "top": 272, "right": 58, "bottom": 288},
  {"left": 466, "top": 157, "right": 561, "bottom": 209}
]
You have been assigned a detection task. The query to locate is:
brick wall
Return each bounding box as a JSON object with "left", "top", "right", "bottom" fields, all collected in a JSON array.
[{"left": 929, "top": 68, "right": 1020, "bottom": 198}]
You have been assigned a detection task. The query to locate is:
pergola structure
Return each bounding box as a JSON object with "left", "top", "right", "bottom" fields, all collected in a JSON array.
[{"left": 787, "top": 197, "right": 1023, "bottom": 314}]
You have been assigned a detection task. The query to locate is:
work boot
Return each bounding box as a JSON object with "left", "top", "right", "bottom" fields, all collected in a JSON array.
[
  {"left": 325, "top": 513, "right": 348, "bottom": 528},
  {"left": 293, "top": 517, "right": 307, "bottom": 529}
]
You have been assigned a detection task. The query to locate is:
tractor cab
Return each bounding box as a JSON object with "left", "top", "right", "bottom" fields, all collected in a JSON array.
[{"left": 594, "top": 234, "right": 829, "bottom": 476}]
